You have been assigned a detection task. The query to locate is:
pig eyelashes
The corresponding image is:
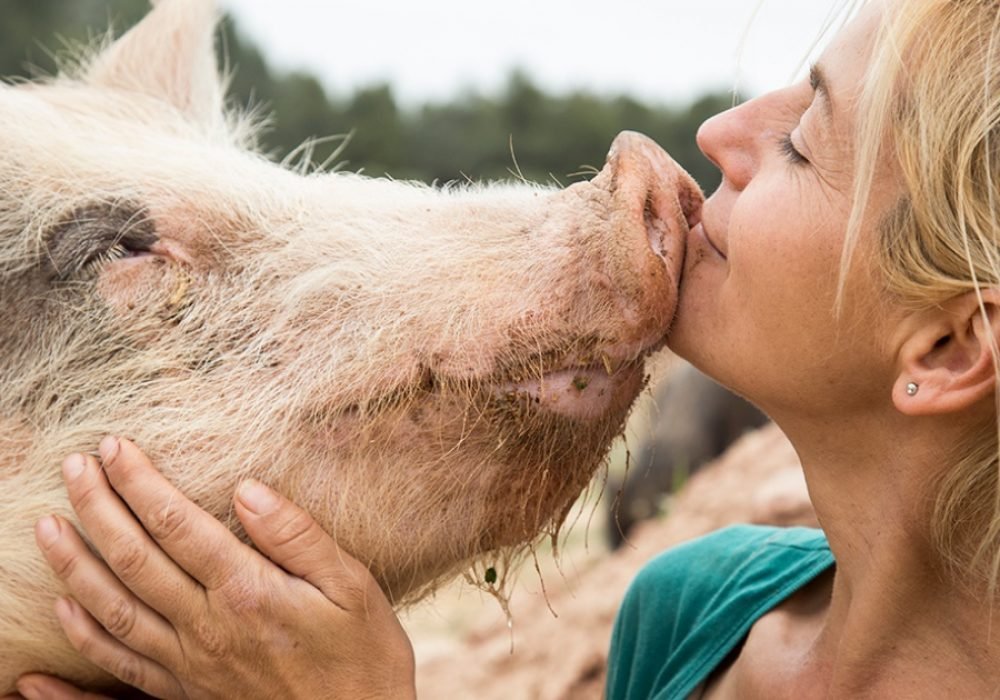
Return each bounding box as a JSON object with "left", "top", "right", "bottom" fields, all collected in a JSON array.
[{"left": 46, "top": 201, "right": 158, "bottom": 280}]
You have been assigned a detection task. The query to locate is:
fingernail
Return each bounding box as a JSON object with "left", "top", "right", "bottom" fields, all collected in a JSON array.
[
  {"left": 36, "top": 516, "right": 60, "bottom": 548},
  {"left": 62, "top": 454, "right": 86, "bottom": 481},
  {"left": 239, "top": 480, "right": 279, "bottom": 515},
  {"left": 99, "top": 435, "right": 120, "bottom": 465}
]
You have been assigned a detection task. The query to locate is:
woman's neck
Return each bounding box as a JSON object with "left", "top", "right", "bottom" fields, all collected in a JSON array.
[{"left": 783, "top": 407, "right": 1000, "bottom": 696}]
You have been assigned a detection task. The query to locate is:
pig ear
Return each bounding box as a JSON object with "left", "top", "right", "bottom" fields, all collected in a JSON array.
[{"left": 86, "top": 0, "right": 223, "bottom": 127}]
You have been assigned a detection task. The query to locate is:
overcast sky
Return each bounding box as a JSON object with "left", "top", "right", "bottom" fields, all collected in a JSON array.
[{"left": 219, "top": 1, "right": 850, "bottom": 106}]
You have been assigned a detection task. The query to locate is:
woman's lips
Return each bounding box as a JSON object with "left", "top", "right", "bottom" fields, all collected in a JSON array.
[{"left": 692, "top": 221, "right": 727, "bottom": 260}]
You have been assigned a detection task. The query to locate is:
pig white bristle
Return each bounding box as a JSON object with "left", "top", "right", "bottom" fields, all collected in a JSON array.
[{"left": 0, "top": 1, "right": 680, "bottom": 691}]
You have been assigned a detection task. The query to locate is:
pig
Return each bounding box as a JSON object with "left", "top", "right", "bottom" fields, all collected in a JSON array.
[
  {"left": 606, "top": 363, "right": 769, "bottom": 549},
  {"left": 0, "top": 0, "right": 702, "bottom": 691}
]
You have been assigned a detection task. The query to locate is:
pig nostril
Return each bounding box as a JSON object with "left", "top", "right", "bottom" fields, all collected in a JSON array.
[
  {"left": 686, "top": 204, "right": 702, "bottom": 230},
  {"left": 643, "top": 193, "right": 667, "bottom": 259},
  {"left": 679, "top": 184, "right": 703, "bottom": 230}
]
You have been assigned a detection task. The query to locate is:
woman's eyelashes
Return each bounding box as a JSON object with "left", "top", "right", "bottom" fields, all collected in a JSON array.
[{"left": 779, "top": 132, "right": 809, "bottom": 166}]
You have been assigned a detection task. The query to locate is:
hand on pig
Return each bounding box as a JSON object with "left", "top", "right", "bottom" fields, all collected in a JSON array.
[{"left": 19, "top": 438, "right": 416, "bottom": 700}]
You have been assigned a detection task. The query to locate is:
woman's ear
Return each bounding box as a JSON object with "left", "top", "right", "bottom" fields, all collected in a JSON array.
[{"left": 894, "top": 289, "right": 1000, "bottom": 416}]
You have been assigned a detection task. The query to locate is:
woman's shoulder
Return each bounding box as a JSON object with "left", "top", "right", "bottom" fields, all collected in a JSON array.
[
  {"left": 607, "top": 525, "right": 834, "bottom": 700},
  {"left": 631, "top": 524, "right": 830, "bottom": 593}
]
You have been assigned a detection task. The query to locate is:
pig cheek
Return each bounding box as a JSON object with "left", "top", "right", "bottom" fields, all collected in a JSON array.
[
  {"left": 459, "top": 393, "right": 622, "bottom": 550},
  {"left": 490, "top": 416, "right": 616, "bottom": 544},
  {"left": 148, "top": 204, "right": 256, "bottom": 273},
  {"left": 95, "top": 257, "right": 189, "bottom": 319}
]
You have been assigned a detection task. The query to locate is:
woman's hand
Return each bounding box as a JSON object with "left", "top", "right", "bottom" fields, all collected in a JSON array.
[{"left": 17, "top": 437, "right": 416, "bottom": 700}]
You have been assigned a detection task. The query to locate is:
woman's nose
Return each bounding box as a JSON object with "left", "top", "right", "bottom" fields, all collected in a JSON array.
[{"left": 696, "top": 105, "right": 756, "bottom": 192}]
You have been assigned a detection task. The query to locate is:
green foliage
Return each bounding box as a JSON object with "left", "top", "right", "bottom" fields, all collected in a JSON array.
[
  {"left": 0, "top": 2, "right": 727, "bottom": 192},
  {"left": 0, "top": 1, "right": 147, "bottom": 76}
]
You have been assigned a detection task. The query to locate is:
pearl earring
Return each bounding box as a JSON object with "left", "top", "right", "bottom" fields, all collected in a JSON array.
[{"left": 906, "top": 382, "right": 919, "bottom": 396}]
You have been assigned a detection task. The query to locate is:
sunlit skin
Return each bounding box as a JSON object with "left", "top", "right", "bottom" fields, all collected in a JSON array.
[
  {"left": 10, "top": 439, "right": 417, "bottom": 700},
  {"left": 675, "top": 2, "right": 1000, "bottom": 697},
  {"left": 11, "top": 0, "right": 1000, "bottom": 698},
  {"left": 671, "top": 9, "right": 897, "bottom": 422}
]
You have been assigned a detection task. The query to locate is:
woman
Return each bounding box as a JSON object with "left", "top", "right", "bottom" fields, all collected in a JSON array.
[{"left": 10, "top": 0, "right": 1000, "bottom": 696}]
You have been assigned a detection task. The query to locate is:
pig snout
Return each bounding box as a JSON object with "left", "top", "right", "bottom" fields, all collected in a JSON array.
[
  {"left": 501, "top": 133, "right": 702, "bottom": 422},
  {"left": 609, "top": 130, "right": 703, "bottom": 257},
  {"left": 604, "top": 130, "right": 703, "bottom": 351}
]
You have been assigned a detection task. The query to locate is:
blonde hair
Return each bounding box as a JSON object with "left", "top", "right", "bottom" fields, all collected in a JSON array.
[{"left": 842, "top": 0, "right": 1000, "bottom": 595}]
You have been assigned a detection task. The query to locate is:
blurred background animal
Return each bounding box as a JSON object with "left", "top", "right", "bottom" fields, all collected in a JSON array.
[{"left": 606, "top": 362, "right": 769, "bottom": 549}]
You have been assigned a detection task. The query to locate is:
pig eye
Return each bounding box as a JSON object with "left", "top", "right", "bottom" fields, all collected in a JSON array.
[{"left": 47, "top": 201, "right": 158, "bottom": 280}]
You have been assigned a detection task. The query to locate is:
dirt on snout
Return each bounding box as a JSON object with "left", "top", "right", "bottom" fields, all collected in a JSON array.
[{"left": 409, "top": 423, "right": 814, "bottom": 699}]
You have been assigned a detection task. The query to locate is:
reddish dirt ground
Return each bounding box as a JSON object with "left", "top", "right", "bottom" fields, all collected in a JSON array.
[{"left": 411, "top": 423, "right": 814, "bottom": 698}]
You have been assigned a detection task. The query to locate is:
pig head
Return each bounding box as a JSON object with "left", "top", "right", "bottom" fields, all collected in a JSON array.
[{"left": 0, "top": 0, "right": 701, "bottom": 689}]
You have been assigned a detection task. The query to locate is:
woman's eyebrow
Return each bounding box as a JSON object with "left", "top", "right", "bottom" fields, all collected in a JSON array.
[{"left": 810, "top": 63, "right": 834, "bottom": 125}]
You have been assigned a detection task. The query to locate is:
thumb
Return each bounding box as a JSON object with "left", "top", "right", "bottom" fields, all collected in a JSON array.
[{"left": 234, "top": 479, "right": 379, "bottom": 609}]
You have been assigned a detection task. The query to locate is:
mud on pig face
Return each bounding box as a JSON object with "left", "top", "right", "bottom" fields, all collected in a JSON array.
[{"left": 0, "top": 0, "right": 701, "bottom": 601}]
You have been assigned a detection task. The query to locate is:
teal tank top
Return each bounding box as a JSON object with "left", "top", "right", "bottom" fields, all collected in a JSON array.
[{"left": 606, "top": 525, "right": 835, "bottom": 700}]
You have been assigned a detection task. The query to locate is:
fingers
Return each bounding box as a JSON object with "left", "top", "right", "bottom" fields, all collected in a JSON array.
[
  {"left": 96, "top": 437, "right": 247, "bottom": 591},
  {"left": 58, "top": 452, "right": 202, "bottom": 621},
  {"left": 52, "top": 598, "right": 183, "bottom": 700},
  {"left": 35, "top": 514, "right": 179, "bottom": 663},
  {"left": 235, "top": 480, "right": 380, "bottom": 611},
  {"left": 15, "top": 674, "right": 114, "bottom": 700}
]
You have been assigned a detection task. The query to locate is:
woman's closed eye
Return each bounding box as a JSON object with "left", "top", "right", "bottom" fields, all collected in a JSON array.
[{"left": 779, "top": 132, "right": 809, "bottom": 166}]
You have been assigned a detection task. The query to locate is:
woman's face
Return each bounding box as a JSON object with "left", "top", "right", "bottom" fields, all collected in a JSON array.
[{"left": 669, "top": 1, "right": 901, "bottom": 421}]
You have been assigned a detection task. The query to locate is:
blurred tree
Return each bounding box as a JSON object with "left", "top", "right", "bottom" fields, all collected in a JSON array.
[
  {"left": 0, "top": 2, "right": 728, "bottom": 192},
  {"left": 342, "top": 84, "right": 404, "bottom": 176},
  {"left": 407, "top": 96, "right": 508, "bottom": 183},
  {"left": 0, "top": 1, "right": 147, "bottom": 77},
  {"left": 502, "top": 70, "right": 547, "bottom": 137}
]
